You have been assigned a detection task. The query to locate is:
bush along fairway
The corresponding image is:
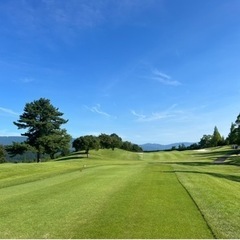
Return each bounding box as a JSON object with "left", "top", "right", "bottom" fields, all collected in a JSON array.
[{"left": 0, "top": 147, "right": 240, "bottom": 238}]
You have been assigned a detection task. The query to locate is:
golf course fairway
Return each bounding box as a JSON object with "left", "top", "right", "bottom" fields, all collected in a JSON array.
[{"left": 0, "top": 147, "right": 239, "bottom": 238}]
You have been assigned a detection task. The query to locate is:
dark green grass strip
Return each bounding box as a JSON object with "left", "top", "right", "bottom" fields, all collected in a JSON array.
[{"left": 69, "top": 164, "right": 214, "bottom": 239}]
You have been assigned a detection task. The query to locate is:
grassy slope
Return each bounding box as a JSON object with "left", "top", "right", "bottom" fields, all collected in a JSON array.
[
  {"left": 173, "top": 147, "right": 240, "bottom": 239},
  {"left": 0, "top": 148, "right": 239, "bottom": 238}
]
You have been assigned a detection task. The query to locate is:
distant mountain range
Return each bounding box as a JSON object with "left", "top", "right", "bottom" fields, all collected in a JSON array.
[
  {"left": 140, "top": 142, "right": 194, "bottom": 151},
  {"left": 0, "top": 136, "right": 194, "bottom": 152},
  {"left": 0, "top": 136, "right": 26, "bottom": 145}
]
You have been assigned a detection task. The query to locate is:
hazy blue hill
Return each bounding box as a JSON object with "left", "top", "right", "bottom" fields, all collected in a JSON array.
[
  {"left": 0, "top": 136, "right": 26, "bottom": 145},
  {"left": 140, "top": 142, "right": 194, "bottom": 151}
]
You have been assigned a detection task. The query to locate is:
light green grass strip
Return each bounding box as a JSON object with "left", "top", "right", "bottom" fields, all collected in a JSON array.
[
  {"left": 0, "top": 160, "right": 213, "bottom": 239},
  {"left": 175, "top": 163, "right": 240, "bottom": 239},
  {"left": 0, "top": 163, "right": 143, "bottom": 238}
]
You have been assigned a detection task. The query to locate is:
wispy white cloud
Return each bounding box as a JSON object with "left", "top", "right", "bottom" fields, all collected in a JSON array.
[
  {"left": 131, "top": 104, "right": 180, "bottom": 122},
  {"left": 131, "top": 110, "right": 174, "bottom": 122},
  {"left": 0, "top": 0, "right": 160, "bottom": 41},
  {"left": 85, "top": 104, "right": 111, "bottom": 118},
  {"left": 131, "top": 110, "right": 146, "bottom": 120},
  {"left": 0, "top": 107, "right": 19, "bottom": 116},
  {"left": 151, "top": 69, "right": 181, "bottom": 86}
]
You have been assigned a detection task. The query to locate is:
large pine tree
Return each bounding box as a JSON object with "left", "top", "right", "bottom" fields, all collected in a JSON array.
[{"left": 14, "top": 98, "right": 70, "bottom": 162}]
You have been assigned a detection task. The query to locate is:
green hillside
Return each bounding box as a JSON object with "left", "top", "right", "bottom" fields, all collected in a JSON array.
[{"left": 0, "top": 147, "right": 240, "bottom": 238}]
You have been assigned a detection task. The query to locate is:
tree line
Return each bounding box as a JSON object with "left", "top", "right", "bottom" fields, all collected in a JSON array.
[
  {"left": 172, "top": 114, "right": 240, "bottom": 151},
  {"left": 72, "top": 133, "right": 142, "bottom": 158},
  {"left": 1, "top": 98, "right": 240, "bottom": 162},
  {"left": 197, "top": 114, "right": 240, "bottom": 149},
  {"left": 0, "top": 98, "right": 142, "bottom": 163}
]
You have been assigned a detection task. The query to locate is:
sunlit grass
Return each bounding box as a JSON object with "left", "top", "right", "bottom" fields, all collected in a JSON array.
[
  {"left": 0, "top": 147, "right": 240, "bottom": 238},
  {"left": 174, "top": 159, "right": 240, "bottom": 239}
]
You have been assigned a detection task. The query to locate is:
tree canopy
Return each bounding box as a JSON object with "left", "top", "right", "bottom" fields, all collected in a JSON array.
[
  {"left": 5, "top": 142, "right": 31, "bottom": 157},
  {"left": 211, "top": 126, "right": 222, "bottom": 147},
  {"left": 13, "top": 98, "right": 70, "bottom": 162},
  {"left": 73, "top": 133, "right": 142, "bottom": 157},
  {"left": 227, "top": 123, "right": 237, "bottom": 145},
  {"left": 72, "top": 135, "right": 99, "bottom": 157}
]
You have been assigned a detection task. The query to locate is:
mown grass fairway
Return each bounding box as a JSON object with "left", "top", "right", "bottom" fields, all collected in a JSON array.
[{"left": 0, "top": 148, "right": 240, "bottom": 238}]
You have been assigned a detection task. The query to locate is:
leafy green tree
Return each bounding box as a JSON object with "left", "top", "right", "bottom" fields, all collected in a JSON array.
[
  {"left": 188, "top": 143, "right": 200, "bottom": 150},
  {"left": 178, "top": 143, "right": 186, "bottom": 151},
  {"left": 0, "top": 145, "right": 6, "bottom": 163},
  {"left": 121, "top": 141, "right": 132, "bottom": 151},
  {"left": 98, "top": 133, "right": 112, "bottom": 149},
  {"left": 227, "top": 123, "right": 238, "bottom": 145},
  {"left": 199, "top": 134, "right": 212, "bottom": 148},
  {"left": 39, "top": 129, "right": 71, "bottom": 159},
  {"left": 72, "top": 135, "right": 99, "bottom": 158},
  {"left": 121, "top": 141, "right": 142, "bottom": 152},
  {"left": 110, "top": 133, "right": 122, "bottom": 150},
  {"left": 131, "top": 144, "right": 143, "bottom": 152},
  {"left": 14, "top": 98, "right": 69, "bottom": 162},
  {"left": 211, "top": 126, "right": 222, "bottom": 147}
]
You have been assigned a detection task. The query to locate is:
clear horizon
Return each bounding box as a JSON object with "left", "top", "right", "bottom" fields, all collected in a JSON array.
[{"left": 1, "top": 0, "right": 240, "bottom": 145}]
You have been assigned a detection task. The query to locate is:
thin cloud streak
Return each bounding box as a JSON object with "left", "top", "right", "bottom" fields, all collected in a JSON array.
[
  {"left": 131, "top": 110, "right": 174, "bottom": 122},
  {"left": 153, "top": 69, "right": 171, "bottom": 79},
  {"left": 85, "top": 104, "right": 111, "bottom": 118},
  {"left": 131, "top": 110, "right": 146, "bottom": 119},
  {"left": 131, "top": 104, "right": 184, "bottom": 122},
  {"left": 151, "top": 69, "right": 181, "bottom": 86},
  {"left": 0, "top": 107, "right": 19, "bottom": 116}
]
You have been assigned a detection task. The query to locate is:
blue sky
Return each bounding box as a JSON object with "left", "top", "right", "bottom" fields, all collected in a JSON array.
[{"left": 1, "top": 0, "right": 240, "bottom": 144}]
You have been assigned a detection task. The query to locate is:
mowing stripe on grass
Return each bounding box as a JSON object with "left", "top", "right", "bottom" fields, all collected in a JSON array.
[
  {"left": 175, "top": 166, "right": 240, "bottom": 239},
  {"left": 69, "top": 163, "right": 214, "bottom": 239},
  {"left": 2, "top": 148, "right": 237, "bottom": 239},
  {"left": 0, "top": 162, "right": 214, "bottom": 239},
  {"left": 175, "top": 172, "right": 217, "bottom": 239},
  {"left": 0, "top": 164, "right": 144, "bottom": 238}
]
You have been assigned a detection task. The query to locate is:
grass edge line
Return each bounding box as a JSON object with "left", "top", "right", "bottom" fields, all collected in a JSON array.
[{"left": 174, "top": 171, "right": 217, "bottom": 239}]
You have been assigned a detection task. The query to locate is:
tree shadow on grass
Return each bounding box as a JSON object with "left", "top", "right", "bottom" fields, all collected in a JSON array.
[
  {"left": 224, "top": 160, "right": 240, "bottom": 166},
  {"left": 148, "top": 161, "right": 213, "bottom": 167},
  {"left": 194, "top": 150, "right": 239, "bottom": 161},
  {"left": 55, "top": 155, "right": 86, "bottom": 161},
  {"left": 160, "top": 169, "right": 240, "bottom": 183},
  {"left": 68, "top": 151, "right": 87, "bottom": 156}
]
